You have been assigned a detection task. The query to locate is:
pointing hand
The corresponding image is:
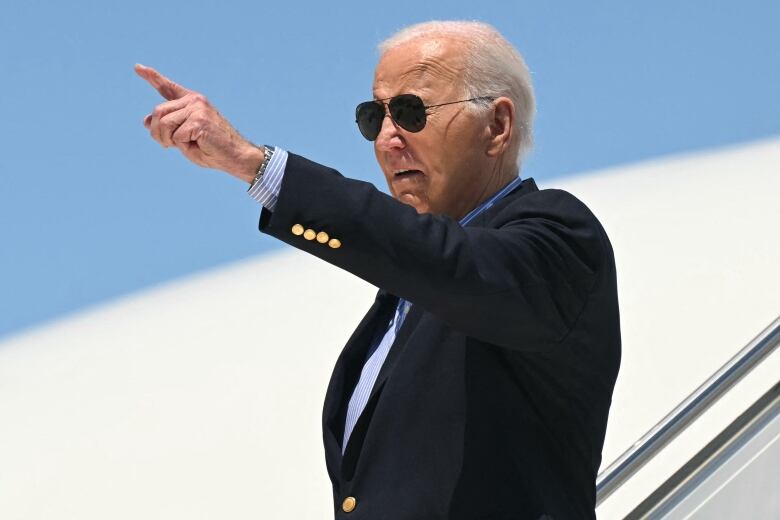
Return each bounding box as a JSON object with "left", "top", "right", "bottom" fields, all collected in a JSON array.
[{"left": 135, "top": 64, "right": 263, "bottom": 183}]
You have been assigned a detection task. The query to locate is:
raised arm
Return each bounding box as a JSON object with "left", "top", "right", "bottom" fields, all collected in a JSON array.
[{"left": 258, "top": 153, "right": 609, "bottom": 350}]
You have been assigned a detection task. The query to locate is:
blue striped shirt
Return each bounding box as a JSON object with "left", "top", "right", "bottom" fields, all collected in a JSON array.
[
  {"left": 247, "top": 147, "right": 289, "bottom": 210},
  {"left": 248, "top": 148, "right": 524, "bottom": 452}
]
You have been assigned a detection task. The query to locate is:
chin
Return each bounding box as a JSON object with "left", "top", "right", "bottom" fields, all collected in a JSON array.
[
  {"left": 395, "top": 192, "right": 421, "bottom": 207},
  {"left": 396, "top": 196, "right": 428, "bottom": 215}
]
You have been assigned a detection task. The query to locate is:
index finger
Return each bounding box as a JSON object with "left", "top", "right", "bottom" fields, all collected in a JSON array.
[{"left": 135, "top": 63, "right": 191, "bottom": 101}]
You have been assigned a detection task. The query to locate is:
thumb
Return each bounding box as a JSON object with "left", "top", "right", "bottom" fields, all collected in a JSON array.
[{"left": 135, "top": 63, "right": 191, "bottom": 101}]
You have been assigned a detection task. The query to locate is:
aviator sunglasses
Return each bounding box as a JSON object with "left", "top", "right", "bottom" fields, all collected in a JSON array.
[{"left": 355, "top": 94, "right": 495, "bottom": 141}]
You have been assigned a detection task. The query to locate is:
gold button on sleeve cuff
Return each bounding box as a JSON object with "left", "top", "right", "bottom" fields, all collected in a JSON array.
[
  {"left": 316, "top": 231, "right": 329, "bottom": 243},
  {"left": 342, "top": 497, "right": 356, "bottom": 513},
  {"left": 303, "top": 229, "right": 316, "bottom": 241},
  {"left": 291, "top": 224, "right": 304, "bottom": 236},
  {"left": 328, "top": 238, "right": 342, "bottom": 249}
]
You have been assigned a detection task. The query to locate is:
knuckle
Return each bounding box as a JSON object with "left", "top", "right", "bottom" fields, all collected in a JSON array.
[{"left": 190, "top": 113, "right": 207, "bottom": 126}]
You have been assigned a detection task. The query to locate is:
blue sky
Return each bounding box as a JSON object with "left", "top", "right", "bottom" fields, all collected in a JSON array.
[{"left": 1, "top": 0, "right": 778, "bottom": 339}]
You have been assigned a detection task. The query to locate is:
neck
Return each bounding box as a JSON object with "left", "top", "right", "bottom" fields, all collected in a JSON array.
[{"left": 453, "top": 160, "right": 518, "bottom": 220}]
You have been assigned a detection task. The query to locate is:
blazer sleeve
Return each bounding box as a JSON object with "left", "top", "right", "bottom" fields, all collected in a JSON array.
[{"left": 258, "top": 153, "right": 607, "bottom": 349}]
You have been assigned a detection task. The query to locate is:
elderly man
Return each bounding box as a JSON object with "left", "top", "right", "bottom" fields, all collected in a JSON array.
[{"left": 137, "top": 21, "right": 620, "bottom": 520}]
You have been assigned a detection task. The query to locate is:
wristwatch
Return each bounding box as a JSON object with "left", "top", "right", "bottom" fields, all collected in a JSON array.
[{"left": 250, "top": 145, "right": 275, "bottom": 189}]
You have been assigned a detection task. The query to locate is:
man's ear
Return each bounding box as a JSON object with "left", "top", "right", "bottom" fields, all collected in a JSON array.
[{"left": 486, "top": 97, "right": 514, "bottom": 157}]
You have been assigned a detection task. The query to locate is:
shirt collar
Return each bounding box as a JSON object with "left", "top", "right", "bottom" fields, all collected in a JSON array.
[{"left": 459, "top": 176, "right": 525, "bottom": 226}]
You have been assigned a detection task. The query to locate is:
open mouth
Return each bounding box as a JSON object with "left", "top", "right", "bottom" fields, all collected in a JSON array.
[{"left": 393, "top": 169, "right": 423, "bottom": 178}]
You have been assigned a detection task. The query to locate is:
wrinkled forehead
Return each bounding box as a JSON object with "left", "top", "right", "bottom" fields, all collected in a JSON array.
[{"left": 372, "top": 37, "right": 466, "bottom": 99}]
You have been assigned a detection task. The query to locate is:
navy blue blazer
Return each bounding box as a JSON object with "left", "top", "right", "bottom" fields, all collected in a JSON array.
[{"left": 259, "top": 153, "right": 621, "bottom": 519}]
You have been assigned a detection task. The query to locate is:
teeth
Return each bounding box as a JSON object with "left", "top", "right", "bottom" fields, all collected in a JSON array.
[{"left": 394, "top": 169, "right": 419, "bottom": 175}]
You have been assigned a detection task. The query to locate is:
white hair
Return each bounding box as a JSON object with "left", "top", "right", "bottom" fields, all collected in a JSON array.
[{"left": 379, "top": 21, "right": 536, "bottom": 170}]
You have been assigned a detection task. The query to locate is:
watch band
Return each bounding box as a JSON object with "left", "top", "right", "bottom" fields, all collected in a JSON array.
[{"left": 250, "top": 145, "right": 275, "bottom": 189}]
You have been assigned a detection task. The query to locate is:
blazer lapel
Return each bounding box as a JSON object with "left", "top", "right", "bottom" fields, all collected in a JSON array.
[
  {"left": 339, "top": 301, "right": 424, "bottom": 477},
  {"left": 366, "top": 302, "right": 424, "bottom": 404},
  {"left": 322, "top": 289, "right": 398, "bottom": 476}
]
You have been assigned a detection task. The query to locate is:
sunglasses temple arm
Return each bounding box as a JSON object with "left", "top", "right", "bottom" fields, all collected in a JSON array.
[{"left": 425, "top": 96, "right": 495, "bottom": 109}]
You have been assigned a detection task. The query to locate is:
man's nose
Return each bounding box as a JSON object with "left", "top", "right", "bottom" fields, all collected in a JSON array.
[{"left": 374, "top": 112, "right": 405, "bottom": 151}]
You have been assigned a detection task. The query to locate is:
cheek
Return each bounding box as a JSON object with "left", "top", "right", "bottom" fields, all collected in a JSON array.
[
  {"left": 426, "top": 167, "right": 454, "bottom": 200},
  {"left": 378, "top": 161, "right": 395, "bottom": 193}
]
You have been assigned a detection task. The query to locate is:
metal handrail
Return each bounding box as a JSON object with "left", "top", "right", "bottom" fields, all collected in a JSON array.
[
  {"left": 595, "top": 315, "right": 780, "bottom": 505},
  {"left": 626, "top": 382, "right": 779, "bottom": 518}
]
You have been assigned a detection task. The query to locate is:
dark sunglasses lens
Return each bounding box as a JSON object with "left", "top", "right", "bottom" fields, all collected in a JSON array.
[
  {"left": 356, "top": 102, "right": 384, "bottom": 141},
  {"left": 389, "top": 94, "right": 426, "bottom": 133}
]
